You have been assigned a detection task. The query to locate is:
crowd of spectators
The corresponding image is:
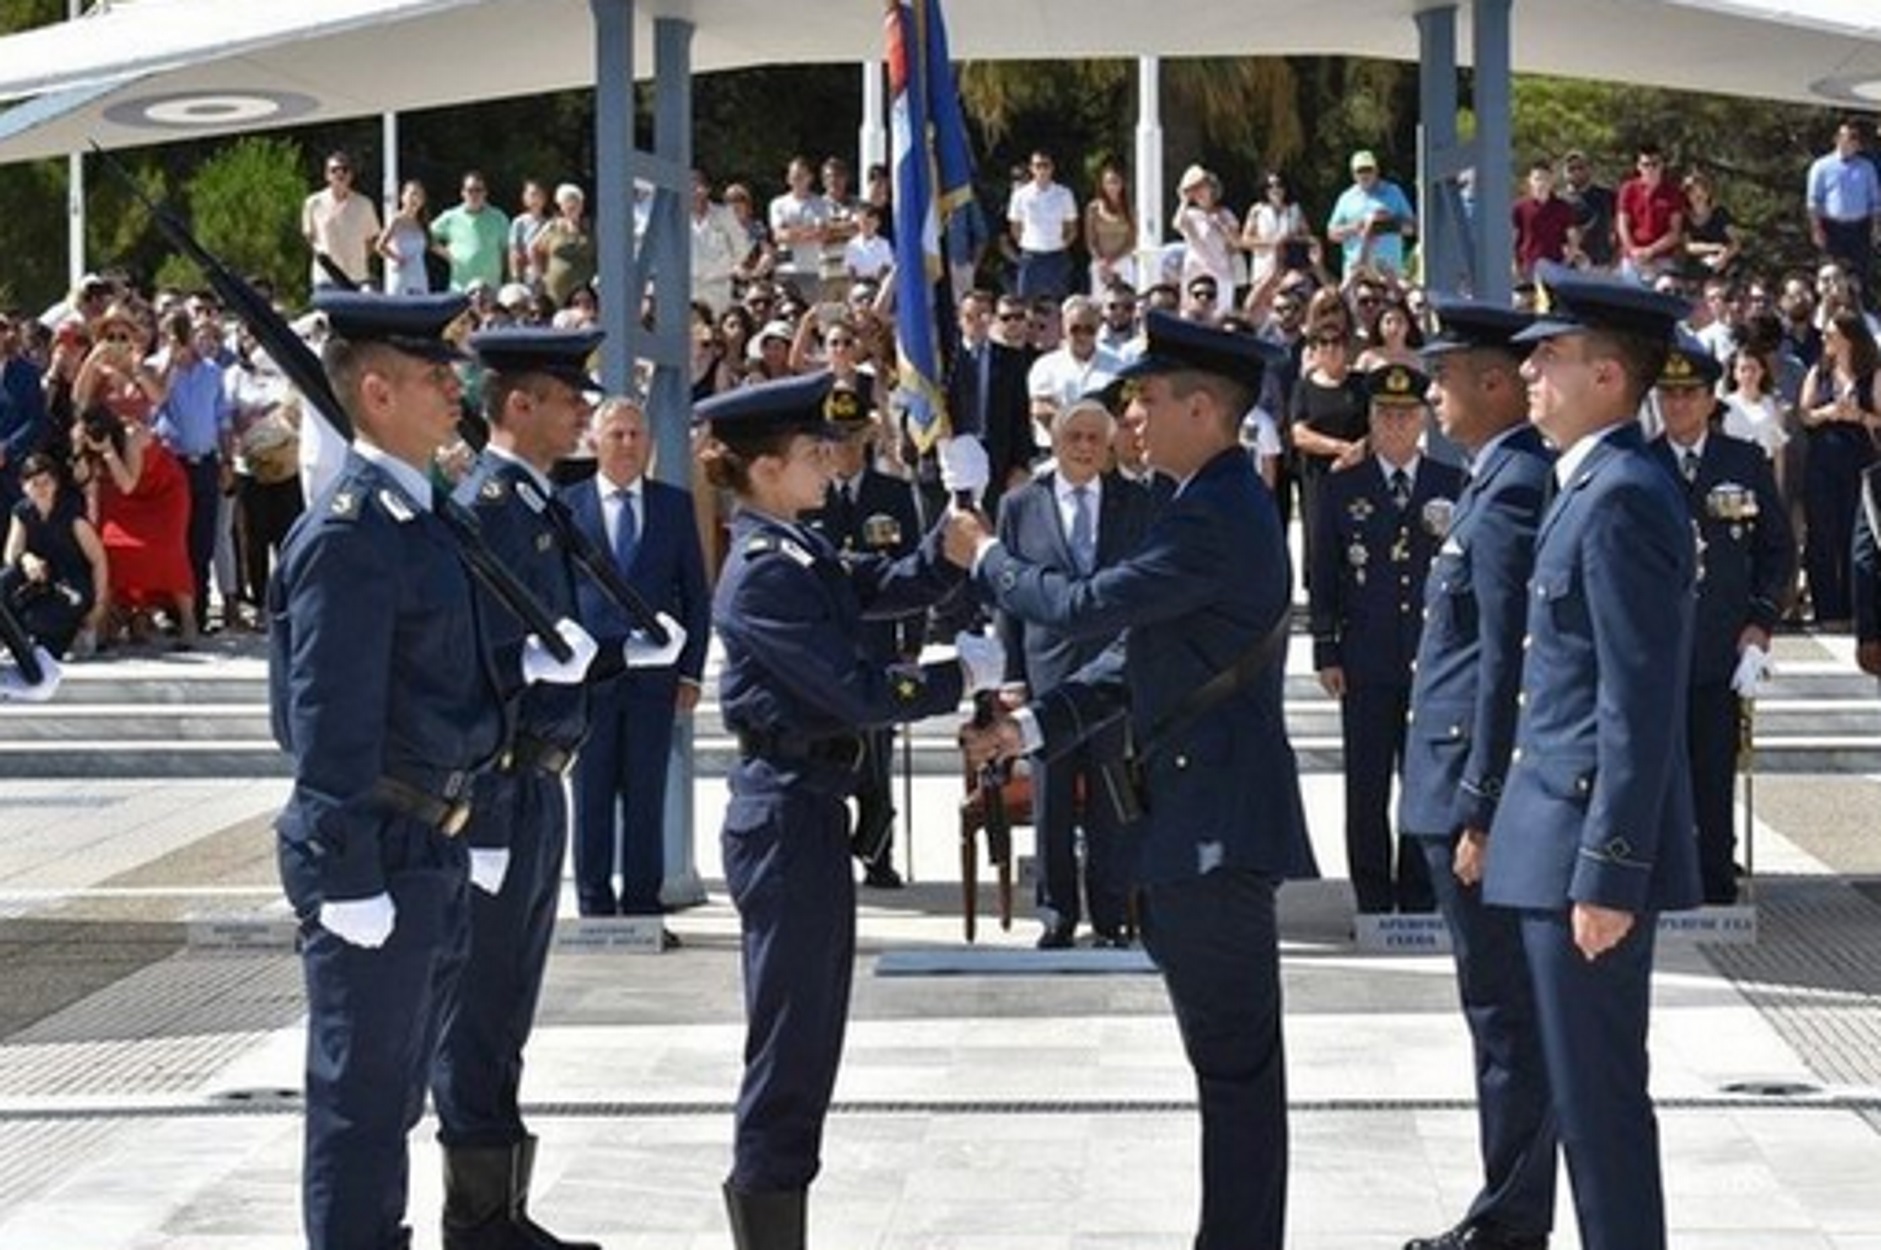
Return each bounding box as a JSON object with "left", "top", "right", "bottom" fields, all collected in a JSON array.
[{"left": 5, "top": 119, "right": 1879, "bottom": 663}]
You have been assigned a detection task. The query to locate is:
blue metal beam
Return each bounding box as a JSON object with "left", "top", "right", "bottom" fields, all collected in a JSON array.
[{"left": 1473, "top": 0, "right": 1515, "bottom": 304}]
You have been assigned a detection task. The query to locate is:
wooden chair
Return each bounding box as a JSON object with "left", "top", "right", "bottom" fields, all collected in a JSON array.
[{"left": 957, "top": 768, "right": 1036, "bottom": 942}]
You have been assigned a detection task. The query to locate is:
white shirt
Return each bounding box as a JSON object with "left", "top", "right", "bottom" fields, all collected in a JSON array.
[
  {"left": 353, "top": 440, "right": 434, "bottom": 510},
  {"left": 1666, "top": 432, "right": 1707, "bottom": 477},
  {"left": 1466, "top": 423, "right": 1527, "bottom": 476},
  {"left": 597, "top": 473, "right": 646, "bottom": 556},
  {"left": 1553, "top": 422, "right": 1630, "bottom": 488},
  {"left": 1008, "top": 180, "right": 1078, "bottom": 253},
  {"left": 1722, "top": 393, "right": 1789, "bottom": 460},
  {"left": 844, "top": 233, "right": 895, "bottom": 280},
  {"left": 301, "top": 188, "right": 381, "bottom": 286},
  {"left": 1052, "top": 472, "right": 1102, "bottom": 551},
  {"left": 486, "top": 444, "right": 554, "bottom": 498},
  {"left": 1377, "top": 452, "right": 1421, "bottom": 491},
  {"left": 1027, "top": 344, "right": 1123, "bottom": 410}
]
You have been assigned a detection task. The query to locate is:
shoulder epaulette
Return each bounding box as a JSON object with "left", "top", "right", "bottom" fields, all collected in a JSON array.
[{"left": 745, "top": 532, "right": 815, "bottom": 567}]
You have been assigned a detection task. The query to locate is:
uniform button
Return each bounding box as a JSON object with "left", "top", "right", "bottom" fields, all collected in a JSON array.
[
  {"left": 1448, "top": 724, "right": 1462, "bottom": 739},
  {"left": 1516, "top": 692, "right": 1526, "bottom": 707},
  {"left": 1576, "top": 775, "right": 1593, "bottom": 796},
  {"left": 1511, "top": 747, "right": 1523, "bottom": 763},
  {"left": 1174, "top": 754, "right": 1189, "bottom": 770},
  {"left": 1522, "top": 634, "right": 1532, "bottom": 651}
]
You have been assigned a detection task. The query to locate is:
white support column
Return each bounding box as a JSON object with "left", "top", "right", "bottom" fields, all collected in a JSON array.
[
  {"left": 65, "top": 0, "right": 85, "bottom": 289},
  {"left": 380, "top": 111, "right": 400, "bottom": 293},
  {"left": 1134, "top": 56, "right": 1164, "bottom": 290},
  {"left": 858, "top": 60, "right": 886, "bottom": 188}
]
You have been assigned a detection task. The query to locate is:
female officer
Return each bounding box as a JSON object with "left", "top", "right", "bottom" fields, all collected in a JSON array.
[{"left": 697, "top": 372, "right": 998, "bottom": 1250}]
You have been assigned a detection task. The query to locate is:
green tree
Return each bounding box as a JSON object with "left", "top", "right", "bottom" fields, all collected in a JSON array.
[{"left": 153, "top": 136, "right": 307, "bottom": 300}]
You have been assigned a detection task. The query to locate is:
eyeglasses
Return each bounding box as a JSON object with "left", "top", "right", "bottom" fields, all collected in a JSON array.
[
  {"left": 826, "top": 336, "right": 856, "bottom": 348},
  {"left": 997, "top": 311, "right": 1027, "bottom": 323},
  {"left": 327, "top": 165, "right": 352, "bottom": 176},
  {"left": 1638, "top": 158, "right": 1663, "bottom": 168}
]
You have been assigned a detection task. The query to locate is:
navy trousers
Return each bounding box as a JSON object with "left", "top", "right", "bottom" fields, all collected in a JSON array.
[
  {"left": 1342, "top": 683, "right": 1432, "bottom": 913},
  {"left": 572, "top": 683, "right": 675, "bottom": 916},
  {"left": 179, "top": 453, "right": 221, "bottom": 628},
  {"left": 1140, "top": 869, "right": 1287, "bottom": 1250},
  {"left": 1518, "top": 909, "right": 1665, "bottom": 1250},
  {"left": 1033, "top": 735, "right": 1130, "bottom": 935},
  {"left": 1687, "top": 681, "right": 1742, "bottom": 904},
  {"left": 284, "top": 822, "right": 469, "bottom": 1250},
  {"left": 433, "top": 771, "right": 567, "bottom": 1147},
  {"left": 722, "top": 783, "right": 857, "bottom": 1193},
  {"left": 1417, "top": 836, "right": 1557, "bottom": 1239}
]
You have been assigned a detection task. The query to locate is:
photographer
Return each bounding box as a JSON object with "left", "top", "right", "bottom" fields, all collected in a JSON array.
[
  {"left": 3, "top": 452, "right": 107, "bottom": 658},
  {"left": 72, "top": 304, "right": 166, "bottom": 423},
  {"left": 70, "top": 403, "right": 196, "bottom": 650}
]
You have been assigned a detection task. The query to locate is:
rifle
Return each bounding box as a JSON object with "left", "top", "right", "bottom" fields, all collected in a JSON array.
[
  {"left": 91, "top": 144, "right": 573, "bottom": 662},
  {"left": 0, "top": 597, "right": 44, "bottom": 687}
]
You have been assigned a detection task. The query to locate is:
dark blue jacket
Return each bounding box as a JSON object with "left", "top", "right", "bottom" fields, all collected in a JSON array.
[
  {"left": 1647, "top": 430, "right": 1795, "bottom": 686},
  {"left": 558, "top": 473, "right": 712, "bottom": 699},
  {"left": 1485, "top": 425, "right": 1701, "bottom": 914},
  {"left": 269, "top": 451, "right": 508, "bottom": 902},
  {"left": 1400, "top": 425, "right": 1554, "bottom": 839},
  {"left": 1309, "top": 455, "right": 1466, "bottom": 687},
  {"left": 976, "top": 447, "right": 1316, "bottom": 886}
]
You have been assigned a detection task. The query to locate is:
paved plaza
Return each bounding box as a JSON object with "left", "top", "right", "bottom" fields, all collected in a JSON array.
[{"left": 2, "top": 736, "right": 1880, "bottom": 1249}]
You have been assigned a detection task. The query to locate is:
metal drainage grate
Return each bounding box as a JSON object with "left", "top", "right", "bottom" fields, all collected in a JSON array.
[
  {"left": 206, "top": 1087, "right": 301, "bottom": 1108},
  {"left": 1719, "top": 1079, "right": 1824, "bottom": 1098}
]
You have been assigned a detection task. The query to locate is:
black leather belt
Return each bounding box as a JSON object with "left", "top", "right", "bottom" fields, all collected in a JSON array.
[
  {"left": 501, "top": 732, "right": 576, "bottom": 778},
  {"left": 735, "top": 729, "right": 866, "bottom": 772},
  {"left": 371, "top": 771, "right": 473, "bottom": 837}
]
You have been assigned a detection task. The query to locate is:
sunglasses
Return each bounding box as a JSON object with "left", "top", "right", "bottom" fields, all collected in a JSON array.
[
  {"left": 327, "top": 165, "right": 352, "bottom": 176},
  {"left": 997, "top": 311, "right": 1027, "bottom": 323}
]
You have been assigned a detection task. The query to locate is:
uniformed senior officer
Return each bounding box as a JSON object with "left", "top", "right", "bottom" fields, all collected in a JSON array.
[
  {"left": 700, "top": 372, "right": 998, "bottom": 1250},
  {"left": 957, "top": 310, "right": 1318, "bottom": 1250},
  {"left": 269, "top": 291, "right": 602, "bottom": 1250},
  {"left": 1310, "top": 362, "right": 1463, "bottom": 915},
  {"left": 1647, "top": 334, "right": 1795, "bottom": 905},
  {"left": 434, "top": 327, "right": 686, "bottom": 1250},
  {"left": 1397, "top": 298, "right": 1559, "bottom": 1250},
  {"left": 1485, "top": 263, "right": 1702, "bottom": 1250},
  {"left": 799, "top": 384, "right": 926, "bottom": 888}
]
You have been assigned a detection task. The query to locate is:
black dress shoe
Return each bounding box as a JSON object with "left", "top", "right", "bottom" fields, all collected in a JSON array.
[
  {"left": 1091, "top": 928, "right": 1133, "bottom": 950},
  {"left": 660, "top": 928, "right": 683, "bottom": 951},
  {"left": 862, "top": 862, "right": 905, "bottom": 889},
  {"left": 1036, "top": 924, "right": 1075, "bottom": 950},
  {"left": 1405, "top": 1221, "right": 1548, "bottom": 1250}
]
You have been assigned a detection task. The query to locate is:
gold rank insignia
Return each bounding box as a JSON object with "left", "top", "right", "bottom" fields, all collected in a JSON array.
[
  {"left": 1659, "top": 353, "right": 1699, "bottom": 386},
  {"left": 894, "top": 674, "right": 922, "bottom": 703}
]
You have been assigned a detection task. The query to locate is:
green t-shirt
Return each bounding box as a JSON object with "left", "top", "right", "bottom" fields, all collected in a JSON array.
[{"left": 430, "top": 204, "right": 511, "bottom": 291}]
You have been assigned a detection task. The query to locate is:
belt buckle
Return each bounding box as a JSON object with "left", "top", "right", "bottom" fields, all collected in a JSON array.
[{"left": 440, "top": 800, "right": 473, "bottom": 838}]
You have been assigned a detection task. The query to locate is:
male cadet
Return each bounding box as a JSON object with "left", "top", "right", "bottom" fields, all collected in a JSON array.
[
  {"left": 437, "top": 328, "right": 686, "bottom": 1250},
  {"left": 803, "top": 384, "right": 924, "bottom": 887},
  {"left": 993, "top": 394, "right": 1153, "bottom": 948},
  {"left": 1487, "top": 263, "right": 1701, "bottom": 1250},
  {"left": 1309, "top": 363, "right": 1463, "bottom": 915},
  {"left": 1648, "top": 334, "right": 1794, "bottom": 905},
  {"left": 1398, "top": 300, "right": 1559, "bottom": 1250},
  {"left": 957, "top": 311, "right": 1317, "bottom": 1249},
  {"left": 270, "top": 292, "right": 601, "bottom": 1250}
]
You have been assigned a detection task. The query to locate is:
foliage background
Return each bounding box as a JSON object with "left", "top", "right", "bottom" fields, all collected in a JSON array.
[{"left": 0, "top": 0, "right": 1860, "bottom": 310}]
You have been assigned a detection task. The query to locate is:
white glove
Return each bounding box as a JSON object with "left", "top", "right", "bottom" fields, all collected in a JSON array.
[
  {"left": 1731, "top": 643, "right": 1773, "bottom": 699},
  {"left": 938, "top": 434, "right": 990, "bottom": 499},
  {"left": 468, "top": 848, "right": 510, "bottom": 895},
  {"left": 954, "top": 630, "right": 1007, "bottom": 694},
  {"left": 624, "top": 612, "right": 688, "bottom": 669},
  {"left": 319, "top": 893, "right": 397, "bottom": 948},
  {"left": 0, "top": 647, "right": 62, "bottom": 703},
  {"left": 521, "top": 618, "right": 599, "bottom": 686}
]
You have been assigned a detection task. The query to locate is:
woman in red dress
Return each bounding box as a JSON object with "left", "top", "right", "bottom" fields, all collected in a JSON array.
[{"left": 70, "top": 306, "right": 195, "bottom": 649}]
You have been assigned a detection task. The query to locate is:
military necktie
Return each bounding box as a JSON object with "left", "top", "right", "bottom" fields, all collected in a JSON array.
[
  {"left": 1390, "top": 468, "right": 1412, "bottom": 511},
  {"left": 612, "top": 487, "right": 638, "bottom": 571},
  {"left": 1681, "top": 447, "right": 1701, "bottom": 484},
  {"left": 1069, "top": 484, "right": 1097, "bottom": 574}
]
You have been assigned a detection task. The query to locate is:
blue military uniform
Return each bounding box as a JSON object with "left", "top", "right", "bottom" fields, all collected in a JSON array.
[
  {"left": 1398, "top": 298, "right": 1559, "bottom": 1250},
  {"left": 433, "top": 327, "right": 611, "bottom": 1250},
  {"left": 269, "top": 292, "right": 510, "bottom": 1250},
  {"left": 1310, "top": 363, "right": 1463, "bottom": 914},
  {"left": 1485, "top": 266, "right": 1701, "bottom": 1250},
  {"left": 977, "top": 313, "right": 1315, "bottom": 1249},
  {"left": 1647, "top": 339, "right": 1795, "bottom": 905},
  {"left": 801, "top": 390, "right": 926, "bottom": 884},
  {"left": 705, "top": 374, "right": 969, "bottom": 1250}
]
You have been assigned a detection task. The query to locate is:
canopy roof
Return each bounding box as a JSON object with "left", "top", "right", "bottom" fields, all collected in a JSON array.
[{"left": 0, "top": 0, "right": 1878, "bottom": 163}]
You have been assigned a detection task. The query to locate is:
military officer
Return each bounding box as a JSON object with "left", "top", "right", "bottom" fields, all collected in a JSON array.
[
  {"left": 1486, "top": 263, "right": 1701, "bottom": 1250},
  {"left": 269, "top": 292, "right": 600, "bottom": 1250},
  {"left": 800, "top": 384, "right": 926, "bottom": 888},
  {"left": 701, "top": 373, "right": 995, "bottom": 1250},
  {"left": 434, "top": 327, "right": 685, "bottom": 1250},
  {"left": 1647, "top": 334, "right": 1795, "bottom": 905},
  {"left": 955, "top": 311, "right": 1317, "bottom": 1250},
  {"left": 1310, "top": 362, "right": 1464, "bottom": 915},
  {"left": 1398, "top": 299, "right": 1558, "bottom": 1250}
]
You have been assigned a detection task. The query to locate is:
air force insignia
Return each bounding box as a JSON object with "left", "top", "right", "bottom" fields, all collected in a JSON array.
[
  {"left": 479, "top": 477, "right": 506, "bottom": 502},
  {"left": 516, "top": 480, "right": 548, "bottom": 514},
  {"left": 378, "top": 488, "right": 417, "bottom": 523}
]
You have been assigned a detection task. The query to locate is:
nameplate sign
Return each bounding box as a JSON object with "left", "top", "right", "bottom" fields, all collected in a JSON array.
[
  {"left": 554, "top": 915, "right": 667, "bottom": 952},
  {"left": 1353, "top": 904, "right": 1758, "bottom": 954}
]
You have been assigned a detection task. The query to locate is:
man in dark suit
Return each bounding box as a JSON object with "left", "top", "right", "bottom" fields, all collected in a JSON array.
[
  {"left": 943, "top": 289, "right": 1037, "bottom": 522},
  {"left": 994, "top": 396, "right": 1153, "bottom": 947},
  {"left": 1310, "top": 363, "right": 1464, "bottom": 915},
  {"left": 1648, "top": 336, "right": 1795, "bottom": 905},
  {"left": 802, "top": 387, "right": 925, "bottom": 888},
  {"left": 956, "top": 312, "right": 1317, "bottom": 1249},
  {"left": 1399, "top": 300, "right": 1559, "bottom": 1250},
  {"left": 561, "top": 396, "right": 711, "bottom": 924},
  {"left": 1486, "top": 264, "right": 1702, "bottom": 1250}
]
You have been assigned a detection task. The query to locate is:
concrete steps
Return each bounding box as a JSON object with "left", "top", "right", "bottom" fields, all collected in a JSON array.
[{"left": 3, "top": 647, "right": 1877, "bottom": 779}]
